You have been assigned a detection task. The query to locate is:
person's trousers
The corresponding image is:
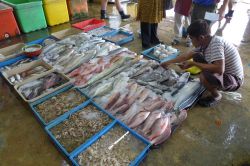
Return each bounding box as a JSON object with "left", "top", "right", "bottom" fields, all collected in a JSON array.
[
  {"left": 140, "top": 22, "right": 160, "bottom": 48},
  {"left": 191, "top": 3, "right": 217, "bottom": 24},
  {"left": 174, "top": 12, "right": 190, "bottom": 39}
]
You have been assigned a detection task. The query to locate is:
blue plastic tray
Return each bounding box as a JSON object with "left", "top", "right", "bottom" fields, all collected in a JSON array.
[
  {"left": 141, "top": 44, "right": 180, "bottom": 63},
  {"left": 0, "top": 36, "right": 59, "bottom": 69},
  {"left": 87, "top": 26, "right": 118, "bottom": 37},
  {"left": 70, "top": 118, "right": 151, "bottom": 166},
  {"left": 102, "top": 30, "right": 134, "bottom": 45},
  {"left": 45, "top": 101, "right": 116, "bottom": 157},
  {"left": 29, "top": 85, "right": 91, "bottom": 126}
]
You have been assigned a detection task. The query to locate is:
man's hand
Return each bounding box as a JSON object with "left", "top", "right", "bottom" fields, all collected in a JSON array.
[
  {"left": 179, "top": 61, "right": 193, "bottom": 70},
  {"left": 161, "top": 61, "right": 170, "bottom": 69}
]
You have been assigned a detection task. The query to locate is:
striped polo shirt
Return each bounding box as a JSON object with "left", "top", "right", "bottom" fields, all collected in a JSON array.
[{"left": 203, "top": 36, "right": 244, "bottom": 80}]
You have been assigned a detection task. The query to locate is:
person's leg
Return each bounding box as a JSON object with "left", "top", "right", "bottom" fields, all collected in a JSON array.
[
  {"left": 141, "top": 22, "right": 151, "bottom": 49},
  {"left": 184, "top": 15, "right": 192, "bottom": 47},
  {"left": 101, "top": 0, "right": 108, "bottom": 19},
  {"left": 115, "top": 0, "right": 130, "bottom": 20},
  {"left": 198, "top": 72, "right": 222, "bottom": 107},
  {"left": 150, "top": 23, "right": 160, "bottom": 46},
  {"left": 172, "top": 12, "right": 183, "bottom": 45}
]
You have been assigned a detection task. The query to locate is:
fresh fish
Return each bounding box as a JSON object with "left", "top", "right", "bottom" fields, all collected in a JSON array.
[
  {"left": 147, "top": 115, "right": 170, "bottom": 141},
  {"left": 173, "top": 81, "right": 200, "bottom": 111},
  {"left": 151, "top": 124, "right": 171, "bottom": 145},
  {"left": 110, "top": 103, "right": 130, "bottom": 115},
  {"left": 104, "top": 92, "right": 120, "bottom": 110},
  {"left": 144, "top": 100, "right": 165, "bottom": 112},
  {"left": 142, "top": 110, "right": 162, "bottom": 134},
  {"left": 92, "top": 81, "right": 114, "bottom": 97},
  {"left": 174, "top": 72, "right": 190, "bottom": 88},
  {"left": 128, "top": 111, "right": 150, "bottom": 128},
  {"left": 86, "top": 57, "right": 131, "bottom": 87},
  {"left": 118, "top": 102, "right": 142, "bottom": 124},
  {"left": 138, "top": 89, "right": 151, "bottom": 103}
]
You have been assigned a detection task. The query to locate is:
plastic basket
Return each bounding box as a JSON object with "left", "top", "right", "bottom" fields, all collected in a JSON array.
[
  {"left": 0, "top": 2, "right": 20, "bottom": 40},
  {"left": 141, "top": 44, "right": 180, "bottom": 63},
  {"left": 70, "top": 119, "right": 151, "bottom": 166},
  {"left": 2, "top": 0, "right": 47, "bottom": 33},
  {"left": 72, "top": 18, "right": 106, "bottom": 32},
  {"left": 29, "top": 85, "right": 91, "bottom": 126},
  {"left": 87, "top": 26, "right": 117, "bottom": 37},
  {"left": 14, "top": 70, "right": 72, "bottom": 103},
  {"left": 102, "top": 30, "right": 134, "bottom": 45},
  {"left": 43, "top": 0, "right": 69, "bottom": 26},
  {"left": 45, "top": 101, "right": 116, "bottom": 157}
]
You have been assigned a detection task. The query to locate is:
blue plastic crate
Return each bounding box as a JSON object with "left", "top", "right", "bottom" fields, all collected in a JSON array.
[
  {"left": 29, "top": 85, "right": 91, "bottom": 126},
  {"left": 102, "top": 30, "right": 134, "bottom": 45},
  {"left": 0, "top": 36, "right": 59, "bottom": 69},
  {"left": 141, "top": 44, "right": 180, "bottom": 63},
  {"left": 45, "top": 101, "right": 116, "bottom": 157},
  {"left": 87, "top": 26, "right": 118, "bottom": 37},
  {"left": 70, "top": 119, "right": 151, "bottom": 166}
]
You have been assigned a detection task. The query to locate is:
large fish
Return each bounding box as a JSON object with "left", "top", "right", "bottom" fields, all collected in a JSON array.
[
  {"left": 173, "top": 81, "right": 200, "bottom": 111},
  {"left": 147, "top": 115, "right": 170, "bottom": 141},
  {"left": 151, "top": 124, "right": 171, "bottom": 145},
  {"left": 128, "top": 111, "right": 150, "bottom": 128},
  {"left": 103, "top": 92, "right": 120, "bottom": 110},
  {"left": 142, "top": 110, "right": 163, "bottom": 134}
]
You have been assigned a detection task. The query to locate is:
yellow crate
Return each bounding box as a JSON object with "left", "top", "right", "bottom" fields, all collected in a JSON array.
[{"left": 43, "top": 0, "right": 69, "bottom": 26}]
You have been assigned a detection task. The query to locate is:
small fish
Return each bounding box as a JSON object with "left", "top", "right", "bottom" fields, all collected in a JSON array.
[{"left": 151, "top": 124, "right": 171, "bottom": 145}]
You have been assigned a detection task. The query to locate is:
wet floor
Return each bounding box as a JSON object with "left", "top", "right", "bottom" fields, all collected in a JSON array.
[{"left": 0, "top": 1, "right": 250, "bottom": 166}]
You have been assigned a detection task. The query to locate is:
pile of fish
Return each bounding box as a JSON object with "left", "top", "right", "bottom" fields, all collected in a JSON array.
[
  {"left": 1, "top": 58, "right": 33, "bottom": 71},
  {"left": 68, "top": 49, "right": 136, "bottom": 87},
  {"left": 39, "top": 33, "right": 120, "bottom": 73},
  {"left": 76, "top": 125, "right": 146, "bottom": 165},
  {"left": 51, "top": 104, "right": 112, "bottom": 152},
  {"left": 36, "top": 88, "right": 87, "bottom": 123},
  {"left": 8, "top": 65, "right": 48, "bottom": 85},
  {"left": 18, "top": 72, "right": 68, "bottom": 100},
  {"left": 87, "top": 27, "right": 115, "bottom": 37},
  {"left": 87, "top": 72, "right": 188, "bottom": 144},
  {"left": 151, "top": 44, "right": 178, "bottom": 60},
  {"left": 103, "top": 33, "right": 129, "bottom": 43},
  {"left": 121, "top": 60, "right": 202, "bottom": 111}
]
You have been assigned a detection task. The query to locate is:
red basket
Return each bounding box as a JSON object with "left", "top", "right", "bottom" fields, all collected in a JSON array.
[{"left": 72, "top": 18, "right": 106, "bottom": 32}]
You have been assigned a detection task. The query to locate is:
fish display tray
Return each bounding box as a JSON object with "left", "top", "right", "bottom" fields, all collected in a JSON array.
[
  {"left": 102, "top": 30, "right": 134, "bottom": 45},
  {"left": 2, "top": 60, "right": 53, "bottom": 86},
  {"left": 51, "top": 28, "right": 82, "bottom": 40},
  {"left": 87, "top": 26, "right": 117, "bottom": 37},
  {"left": 0, "top": 43, "right": 25, "bottom": 63},
  {"left": 70, "top": 120, "right": 151, "bottom": 166},
  {"left": 29, "top": 85, "right": 90, "bottom": 126},
  {"left": 0, "top": 36, "right": 59, "bottom": 69},
  {"left": 72, "top": 18, "right": 106, "bottom": 32},
  {"left": 45, "top": 101, "right": 116, "bottom": 157},
  {"left": 14, "top": 70, "right": 72, "bottom": 103},
  {"left": 141, "top": 44, "right": 180, "bottom": 63},
  {"left": 27, "top": 35, "right": 59, "bottom": 47}
]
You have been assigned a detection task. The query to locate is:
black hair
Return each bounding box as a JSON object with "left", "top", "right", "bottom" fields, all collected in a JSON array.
[{"left": 187, "top": 19, "right": 211, "bottom": 38}]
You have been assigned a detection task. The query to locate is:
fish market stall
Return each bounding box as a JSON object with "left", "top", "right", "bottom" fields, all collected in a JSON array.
[{"left": 0, "top": 32, "right": 205, "bottom": 165}]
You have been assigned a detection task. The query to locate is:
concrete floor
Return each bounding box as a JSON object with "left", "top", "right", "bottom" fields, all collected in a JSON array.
[{"left": 0, "top": 1, "right": 250, "bottom": 166}]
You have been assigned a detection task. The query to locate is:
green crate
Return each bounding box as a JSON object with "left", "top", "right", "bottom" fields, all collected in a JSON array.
[{"left": 2, "top": 0, "right": 47, "bottom": 33}]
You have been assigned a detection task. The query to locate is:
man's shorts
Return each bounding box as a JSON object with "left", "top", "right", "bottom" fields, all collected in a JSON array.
[{"left": 193, "top": 53, "right": 243, "bottom": 91}]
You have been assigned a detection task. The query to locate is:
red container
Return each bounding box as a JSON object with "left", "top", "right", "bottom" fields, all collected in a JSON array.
[
  {"left": 0, "top": 3, "right": 20, "bottom": 40},
  {"left": 72, "top": 18, "right": 106, "bottom": 32}
]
